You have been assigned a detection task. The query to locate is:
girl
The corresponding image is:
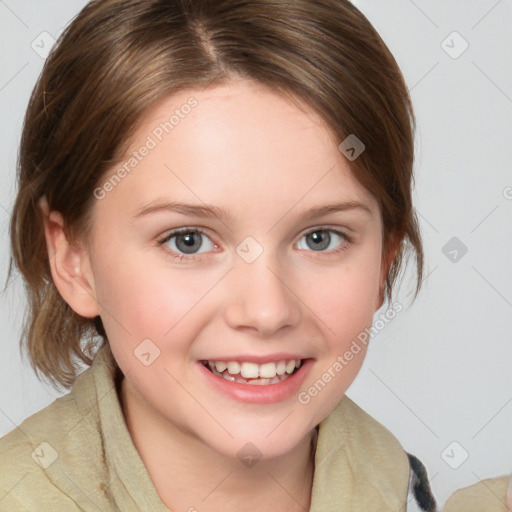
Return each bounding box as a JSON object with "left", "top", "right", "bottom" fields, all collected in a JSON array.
[{"left": 0, "top": 0, "right": 508, "bottom": 510}]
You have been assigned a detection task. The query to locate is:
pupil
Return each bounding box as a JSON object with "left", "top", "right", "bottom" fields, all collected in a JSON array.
[
  {"left": 177, "top": 231, "right": 202, "bottom": 254},
  {"left": 307, "top": 230, "right": 330, "bottom": 251}
]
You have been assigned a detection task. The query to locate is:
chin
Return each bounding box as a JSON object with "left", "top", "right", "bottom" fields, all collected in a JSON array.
[{"left": 201, "top": 419, "right": 313, "bottom": 463}]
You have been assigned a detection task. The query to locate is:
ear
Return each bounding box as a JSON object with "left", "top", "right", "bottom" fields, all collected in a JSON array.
[
  {"left": 376, "top": 231, "right": 402, "bottom": 310},
  {"left": 39, "top": 196, "right": 100, "bottom": 318}
]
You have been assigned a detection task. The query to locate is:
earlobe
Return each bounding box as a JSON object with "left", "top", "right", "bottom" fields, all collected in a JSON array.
[{"left": 39, "top": 196, "right": 99, "bottom": 318}]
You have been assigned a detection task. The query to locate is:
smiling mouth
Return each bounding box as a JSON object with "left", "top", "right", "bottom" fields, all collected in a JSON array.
[{"left": 200, "top": 359, "right": 303, "bottom": 386}]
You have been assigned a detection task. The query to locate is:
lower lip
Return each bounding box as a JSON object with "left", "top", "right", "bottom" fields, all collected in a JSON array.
[{"left": 197, "top": 359, "right": 314, "bottom": 404}]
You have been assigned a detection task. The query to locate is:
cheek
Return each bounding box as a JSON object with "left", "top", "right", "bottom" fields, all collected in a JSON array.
[
  {"left": 92, "top": 252, "right": 221, "bottom": 352},
  {"left": 305, "top": 254, "right": 382, "bottom": 338},
  {"left": 97, "top": 272, "right": 190, "bottom": 330},
  {"left": 296, "top": 257, "right": 381, "bottom": 416}
]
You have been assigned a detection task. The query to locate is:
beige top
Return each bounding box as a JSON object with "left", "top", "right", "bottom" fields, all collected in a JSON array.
[
  {"left": 0, "top": 343, "right": 509, "bottom": 511},
  {"left": 443, "top": 476, "right": 512, "bottom": 512}
]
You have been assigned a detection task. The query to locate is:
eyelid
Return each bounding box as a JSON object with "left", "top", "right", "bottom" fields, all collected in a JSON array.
[
  {"left": 300, "top": 224, "right": 348, "bottom": 236},
  {"left": 297, "top": 225, "right": 351, "bottom": 242},
  {"left": 159, "top": 226, "right": 214, "bottom": 243}
]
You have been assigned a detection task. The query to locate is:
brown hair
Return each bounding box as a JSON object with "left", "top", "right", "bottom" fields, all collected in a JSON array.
[{"left": 9, "top": 0, "right": 423, "bottom": 389}]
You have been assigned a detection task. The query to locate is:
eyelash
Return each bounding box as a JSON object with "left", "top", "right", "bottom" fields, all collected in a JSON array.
[{"left": 156, "top": 226, "right": 352, "bottom": 263}]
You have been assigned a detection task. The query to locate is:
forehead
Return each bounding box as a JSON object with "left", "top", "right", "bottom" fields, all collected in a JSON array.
[
  {"left": 136, "top": 79, "right": 339, "bottom": 166},
  {"left": 90, "top": 79, "right": 379, "bottom": 229}
]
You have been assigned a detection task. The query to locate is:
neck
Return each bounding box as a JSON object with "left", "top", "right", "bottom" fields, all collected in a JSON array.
[{"left": 120, "top": 377, "right": 317, "bottom": 512}]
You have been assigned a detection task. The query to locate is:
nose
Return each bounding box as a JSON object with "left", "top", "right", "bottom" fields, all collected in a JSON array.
[{"left": 223, "top": 255, "right": 302, "bottom": 337}]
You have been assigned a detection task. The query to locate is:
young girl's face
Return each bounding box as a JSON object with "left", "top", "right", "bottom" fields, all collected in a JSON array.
[{"left": 80, "top": 79, "right": 388, "bottom": 460}]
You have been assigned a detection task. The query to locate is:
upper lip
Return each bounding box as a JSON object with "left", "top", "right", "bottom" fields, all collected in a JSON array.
[{"left": 199, "top": 354, "right": 309, "bottom": 364}]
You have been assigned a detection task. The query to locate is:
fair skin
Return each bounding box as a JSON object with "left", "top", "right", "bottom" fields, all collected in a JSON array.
[{"left": 42, "top": 79, "right": 397, "bottom": 511}]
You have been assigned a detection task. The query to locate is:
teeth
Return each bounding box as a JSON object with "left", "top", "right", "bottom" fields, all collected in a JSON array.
[
  {"left": 227, "top": 361, "right": 240, "bottom": 374},
  {"left": 247, "top": 378, "right": 272, "bottom": 385},
  {"left": 215, "top": 361, "right": 227, "bottom": 372},
  {"left": 205, "top": 358, "right": 303, "bottom": 380},
  {"left": 259, "top": 362, "right": 277, "bottom": 379},
  {"left": 240, "top": 362, "right": 259, "bottom": 379},
  {"left": 286, "top": 361, "right": 296, "bottom": 374}
]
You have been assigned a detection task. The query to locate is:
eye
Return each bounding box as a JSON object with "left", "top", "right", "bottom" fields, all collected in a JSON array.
[
  {"left": 296, "top": 228, "right": 348, "bottom": 253},
  {"left": 159, "top": 228, "right": 217, "bottom": 256}
]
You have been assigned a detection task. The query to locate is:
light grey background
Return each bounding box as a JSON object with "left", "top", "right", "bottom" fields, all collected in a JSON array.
[{"left": 1, "top": 0, "right": 511, "bottom": 508}]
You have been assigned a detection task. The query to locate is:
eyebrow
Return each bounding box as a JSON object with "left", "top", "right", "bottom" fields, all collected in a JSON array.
[
  {"left": 132, "top": 199, "right": 372, "bottom": 223},
  {"left": 133, "top": 201, "right": 232, "bottom": 222}
]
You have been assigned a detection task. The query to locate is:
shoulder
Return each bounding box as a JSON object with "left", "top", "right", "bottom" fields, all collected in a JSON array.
[
  {"left": 333, "top": 398, "right": 439, "bottom": 511},
  {"left": 443, "top": 475, "right": 512, "bottom": 512},
  {"left": 332, "top": 396, "right": 411, "bottom": 469},
  {"left": 318, "top": 397, "right": 438, "bottom": 510},
  {"left": 0, "top": 362, "right": 108, "bottom": 511}
]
